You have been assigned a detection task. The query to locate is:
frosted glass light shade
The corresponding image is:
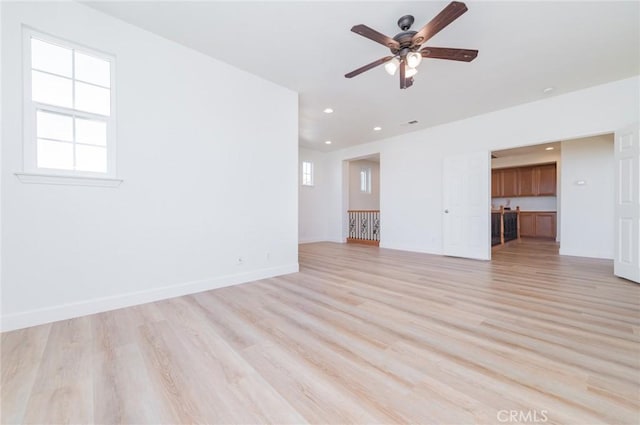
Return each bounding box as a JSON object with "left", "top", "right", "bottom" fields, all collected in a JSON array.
[
  {"left": 384, "top": 58, "right": 400, "bottom": 75},
  {"left": 405, "top": 66, "right": 418, "bottom": 78},
  {"left": 406, "top": 52, "right": 422, "bottom": 68}
]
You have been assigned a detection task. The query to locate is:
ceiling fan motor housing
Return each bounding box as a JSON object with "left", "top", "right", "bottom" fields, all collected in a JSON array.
[
  {"left": 397, "top": 14, "right": 415, "bottom": 31},
  {"left": 392, "top": 16, "right": 421, "bottom": 55}
]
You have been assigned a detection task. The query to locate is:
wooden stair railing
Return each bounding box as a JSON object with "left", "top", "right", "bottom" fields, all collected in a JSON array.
[
  {"left": 491, "top": 206, "right": 520, "bottom": 247},
  {"left": 347, "top": 210, "right": 380, "bottom": 246}
]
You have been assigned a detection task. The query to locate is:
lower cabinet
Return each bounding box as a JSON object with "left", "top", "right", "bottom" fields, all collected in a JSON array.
[{"left": 519, "top": 211, "right": 556, "bottom": 238}]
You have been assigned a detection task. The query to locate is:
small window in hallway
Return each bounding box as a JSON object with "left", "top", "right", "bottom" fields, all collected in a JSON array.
[
  {"left": 302, "top": 161, "right": 314, "bottom": 186},
  {"left": 360, "top": 167, "right": 371, "bottom": 193}
]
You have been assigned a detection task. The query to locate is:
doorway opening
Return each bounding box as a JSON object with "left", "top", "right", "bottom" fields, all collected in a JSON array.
[
  {"left": 490, "top": 134, "right": 615, "bottom": 261},
  {"left": 344, "top": 154, "right": 380, "bottom": 246}
]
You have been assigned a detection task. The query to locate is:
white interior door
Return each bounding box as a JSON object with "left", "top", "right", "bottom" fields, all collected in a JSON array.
[
  {"left": 443, "top": 151, "right": 490, "bottom": 260},
  {"left": 614, "top": 124, "right": 640, "bottom": 283}
]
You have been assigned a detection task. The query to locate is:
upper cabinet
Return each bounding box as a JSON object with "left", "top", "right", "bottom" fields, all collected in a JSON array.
[
  {"left": 502, "top": 168, "right": 519, "bottom": 197},
  {"left": 536, "top": 164, "right": 557, "bottom": 195},
  {"left": 492, "top": 168, "right": 519, "bottom": 197},
  {"left": 492, "top": 163, "right": 556, "bottom": 198},
  {"left": 517, "top": 166, "right": 537, "bottom": 196}
]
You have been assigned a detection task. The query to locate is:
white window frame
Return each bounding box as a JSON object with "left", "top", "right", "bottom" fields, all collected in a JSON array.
[
  {"left": 302, "top": 160, "right": 314, "bottom": 187},
  {"left": 18, "top": 27, "right": 120, "bottom": 187},
  {"left": 360, "top": 167, "right": 372, "bottom": 193}
]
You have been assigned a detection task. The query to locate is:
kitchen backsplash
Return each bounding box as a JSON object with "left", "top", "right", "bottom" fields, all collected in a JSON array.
[{"left": 492, "top": 196, "right": 557, "bottom": 211}]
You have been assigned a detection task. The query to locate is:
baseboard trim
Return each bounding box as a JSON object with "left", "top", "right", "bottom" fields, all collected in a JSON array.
[
  {"left": 1, "top": 263, "right": 299, "bottom": 332},
  {"left": 559, "top": 248, "right": 613, "bottom": 260},
  {"left": 299, "top": 239, "right": 345, "bottom": 244},
  {"left": 299, "top": 238, "right": 327, "bottom": 244},
  {"left": 379, "top": 242, "right": 441, "bottom": 255}
]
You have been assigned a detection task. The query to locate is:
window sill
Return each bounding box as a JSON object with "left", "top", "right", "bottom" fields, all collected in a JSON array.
[{"left": 15, "top": 172, "right": 123, "bottom": 188}]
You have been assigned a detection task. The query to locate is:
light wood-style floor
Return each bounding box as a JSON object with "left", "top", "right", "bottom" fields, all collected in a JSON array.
[{"left": 2, "top": 240, "right": 639, "bottom": 424}]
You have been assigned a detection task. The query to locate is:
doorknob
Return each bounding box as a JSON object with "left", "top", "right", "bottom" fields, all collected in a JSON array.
[{"left": 444, "top": 209, "right": 449, "bottom": 214}]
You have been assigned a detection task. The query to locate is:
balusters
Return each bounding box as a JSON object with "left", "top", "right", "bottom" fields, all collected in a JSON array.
[{"left": 347, "top": 210, "right": 380, "bottom": 245}]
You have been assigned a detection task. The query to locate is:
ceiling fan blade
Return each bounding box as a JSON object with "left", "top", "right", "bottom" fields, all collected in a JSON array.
[
  {"left": 411, "top": 1, "right": 468, "bottom": 46},
  {"left": 351, "top": 24, "right": 400, "bottom": 49},
  {"left": 421, "top": 47, "right": 478, "bottom": 62},
  {"left": 345, "top": 56, "right": 394, "bottom": 78},
  {"left": 399, "top": 59, "right": 406, "bottom": 89}
]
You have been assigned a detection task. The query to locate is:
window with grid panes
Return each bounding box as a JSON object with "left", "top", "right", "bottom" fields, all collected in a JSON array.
[{"left": 23, "top": 29, "right": 116, "bottom": 178}]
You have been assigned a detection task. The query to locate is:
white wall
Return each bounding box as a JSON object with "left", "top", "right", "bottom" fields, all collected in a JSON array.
[
  {"left": 1, "top": 2, "right": 298, "bottom": 331},
  {"left": 348, "top": 159, "right": 380, "bottom": 210},
  {"left": 299, "top": 147, "right": 329, "bottom": 243},
  {"left": 560, "top": 134, "right": 614, "bottom": 259},
  {"left": 0, "top": 1, "right": 3, "bottom": 324},
  {"left": 308, "top": 76, "right": 638, "bottom": 256}
]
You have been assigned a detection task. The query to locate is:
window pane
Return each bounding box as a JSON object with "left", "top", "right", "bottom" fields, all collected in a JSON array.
[
  {"left": 32, "top": 70, "right": 72, "bottom": 108},
  {"left": 75, "top": 117, "right": 107, "bottom": 146},
  {"left": 75, "top": 51, "right": 110, "bottom": 87},
  {"left": 37, "top": 111, "right": 73, "bottom": 141},
  {"left": 31, "top": 38, "right": 72, "bottom": 77},
  {"left": 76, "top": 144, "right": 107, "bottom": 173},
  {"left": 75, "top": 82, "right": 110, "bottom": 116},
  {"left": 37, "top": 139, "right": 73, "bottom": 170},
  {"left": 302, "top": 161, "right": 313, "bottom": 185}
]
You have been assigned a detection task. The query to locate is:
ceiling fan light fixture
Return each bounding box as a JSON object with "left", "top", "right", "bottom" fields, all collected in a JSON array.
[
  {"left": 406, "top": 52, "right": 422, "bottom": 68},
  {"left": 344, "top": 2, "right": 477, "bottom": 89},
  {"left": 384, "top": 57, "right": 400, "bottom": 75}
]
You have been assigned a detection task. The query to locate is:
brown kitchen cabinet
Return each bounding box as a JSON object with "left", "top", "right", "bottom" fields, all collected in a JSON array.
[
  {"left": 517, "top": 166, "right": 537, "bottom": 196},
  {"left": 491, "top": 163, "right": 556, "bottom": 198},
  {"left": 492, "top": 168, "right": 521, "bottom": 198},
  {"left": 519, "top": 211, "right": 556, "bottom": 238},
  {"left": 502, "top": 168, "right": 518, "bottom": 197},
  {"left": 491, "top": 169, "right": 502, "bottom": 197},
  {"left": 536, "top": 164, "right": 557, "bottom": 196},
  {"left": 519, "top": 212, "right": 536, "bottom": 237}
]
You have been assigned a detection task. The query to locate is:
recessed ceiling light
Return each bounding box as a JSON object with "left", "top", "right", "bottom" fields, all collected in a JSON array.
[
  {"left": 323, "top": 108, "right": 334, "bottom": 114},
  {"left": 325, "top": 140, "right": 332, "bottom": 145},
  {"left": 545, "top": 147, "right": 554, "bottom": 151},
  {"left": 373, "top": 126, "right": 382, "bottom": 131},
  {"left": 543, "top": 87, "right": 554, "bottom": 94}
]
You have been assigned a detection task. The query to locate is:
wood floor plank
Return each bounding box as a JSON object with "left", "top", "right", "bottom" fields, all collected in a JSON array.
[
  {"left": 21, "top": 318, "right": 94, "bottom": 424},
  {"left": 1, "top": 239, "right": 639, "bottom": 424},
  {"left": 92, "top": 309, "right": 174, "bottom": 424},
  {"left": 162, "top": 296, "right": 307, "bottom": 424},
  {"left": 0, "top": 324, "right": 51, "bottom": 424}
]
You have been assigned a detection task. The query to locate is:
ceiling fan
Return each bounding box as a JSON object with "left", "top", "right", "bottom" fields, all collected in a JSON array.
[{"left": 345, "top": 1, "right": 478, "bottom": 89}]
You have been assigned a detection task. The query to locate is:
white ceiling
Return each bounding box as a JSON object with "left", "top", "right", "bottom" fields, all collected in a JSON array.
[{"left": 85, "top": 1, "right": 640, "bottom": 151}]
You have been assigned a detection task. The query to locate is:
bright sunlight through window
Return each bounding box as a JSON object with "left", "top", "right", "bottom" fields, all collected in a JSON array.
[
  {"left": 302, "top": 161, "right": 314, "bottom": 186},
  {"left": 24, "top": 30, "right": 115, "bottom": 177}
]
